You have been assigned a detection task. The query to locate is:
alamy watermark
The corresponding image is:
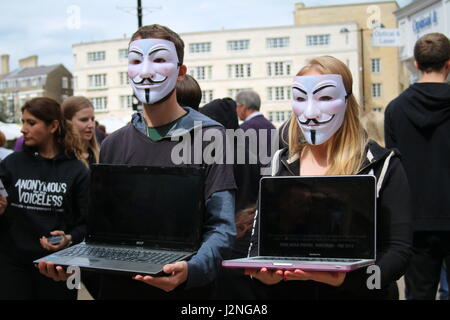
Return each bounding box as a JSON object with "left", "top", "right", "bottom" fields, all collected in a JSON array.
[{"left": 170, "top": 122, "right": 279, "bottom": 176}]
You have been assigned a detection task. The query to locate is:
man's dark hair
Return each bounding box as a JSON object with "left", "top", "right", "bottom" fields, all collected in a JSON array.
[
  {"left": 176, "top": 74, "right": 202, "bottom": 110},
  {"left": 414, "top": 33, "right": 450, "bottom": 73},
  {"left": 130, "top": 24, "right": 185, "bottom": 65}
]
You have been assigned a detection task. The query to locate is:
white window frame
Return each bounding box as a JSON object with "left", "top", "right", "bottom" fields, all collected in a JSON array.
[
  {"left": 189, "top": 42, "right": 211, "bottom": 53},
  {"left": 227, "top": 64, "right": 252, "bottom": 79},
  {"left": 266, "top": 37, "right": 290, "bottom": 48},
  {"left": 372, "top": 58, "right": 381, "bottom": 73},
  {"left": 372, "top": 83, "right": 382, "bottom": 98},
  {"left": 90, "top": 97, "right": 108, "bottom": 112},
  {"left": 201, "top": 90, "right": 214, "bottom": 105},
  {"left": 88, "top": 74, "right": 107, "bottom": 89},
  {"left": 87, "top": 51, "right": 106, "bottom": 62},
  {"left": 227, "top": 40, "right": 250, "bottom": 51},
  {"left": 306, "top": 34, "right": 331, "bottom": 46}
]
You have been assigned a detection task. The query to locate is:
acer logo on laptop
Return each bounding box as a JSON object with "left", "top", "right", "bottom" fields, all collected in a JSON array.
[{"left": 136, "top": 241, "right": 144, "bottom": 246}]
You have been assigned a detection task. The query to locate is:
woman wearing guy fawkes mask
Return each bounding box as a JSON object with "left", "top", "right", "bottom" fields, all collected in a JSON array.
[{"left": 246, "top": 56, "right": 412, "bottom": 300}]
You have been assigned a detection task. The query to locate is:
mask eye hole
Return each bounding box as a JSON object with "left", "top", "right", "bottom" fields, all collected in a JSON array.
[
  {"left": 296, "top": 97, "right": 306, "bottom": 102},
  {"left": 319, "top": 96, "right": 333, "bottom": 101},
  {"left": 153, "top": 58, "right": 166, "bottom": 63},
  {"left": 130, "top": 59, "right": 141, "bottom": 65}
]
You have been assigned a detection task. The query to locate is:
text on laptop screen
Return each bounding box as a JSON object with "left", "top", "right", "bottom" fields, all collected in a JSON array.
[
  {"left": 88, "top": 165, "right": 205, "bottom": 250},
  {"left": 259, "top": 176, "right": 375, "bottom": 259}
]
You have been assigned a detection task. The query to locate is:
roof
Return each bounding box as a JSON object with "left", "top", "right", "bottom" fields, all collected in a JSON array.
[{"left": 1, "top": 64, "right": 61, "bottom": 80}]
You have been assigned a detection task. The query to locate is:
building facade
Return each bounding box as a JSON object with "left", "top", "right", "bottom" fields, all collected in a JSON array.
[
  {"left": 395, "top": 0, "right": 450, "bottom": 85},
  {"left": 0, "top": 55, "right": 73, "bottom": 123},
  {"left": 294, "top": 1, "right": 403, "bottom": 113},
  {"left": 73, "top": 22, "right": 361, "bottom": 127}
]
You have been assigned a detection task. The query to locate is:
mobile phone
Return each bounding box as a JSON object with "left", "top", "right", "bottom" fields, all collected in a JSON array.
[{"left": 48, "top": 235, "right": 64, "bottom": 245}]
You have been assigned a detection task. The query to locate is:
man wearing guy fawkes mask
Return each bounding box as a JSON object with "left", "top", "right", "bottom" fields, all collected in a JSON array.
[{"left": 38, "top": 25, "right": 237, "bottom": 300}]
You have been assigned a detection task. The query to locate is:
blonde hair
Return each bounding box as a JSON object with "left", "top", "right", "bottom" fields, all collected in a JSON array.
[
  {"left": 288, "top": 56, "right": 368, "bottom": 175},
  {"left": 62, "top": 96, "right": 100, "bottom": 167}
]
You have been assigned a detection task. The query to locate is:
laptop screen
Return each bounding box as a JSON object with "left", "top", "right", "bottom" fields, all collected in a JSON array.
[
  {"left": 87, "top": 164, "right": 205, "bottom": 250},
  {"left": 259, "top": 176, "right": 376, "bottom": 259}
]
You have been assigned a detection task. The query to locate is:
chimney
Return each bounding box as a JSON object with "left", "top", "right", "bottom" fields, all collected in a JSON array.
[
  {"left": 19, "top": 55, "right": 39, "bottom": 68},
  {"left": 0, "top": 54, "right": 9, "bottom": 75}
]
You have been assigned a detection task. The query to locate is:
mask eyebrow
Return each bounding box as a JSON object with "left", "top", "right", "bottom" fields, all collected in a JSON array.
[
  {"left": 313, "top": 85, "right": 336, "bottom": 95},
  {"left": 293, "top": 87, "right": 307, "bottom": 95},
  {"left": 149, "top": 48, "right": 169, "bottom": 56},
  {"left": 128, "top": 50, "right": 143, "bottom": 56}
]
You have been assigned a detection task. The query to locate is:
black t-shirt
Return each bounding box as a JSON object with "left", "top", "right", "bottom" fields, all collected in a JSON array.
[{"left": 99, "top": 123, "right": 236, "bottom": 200}]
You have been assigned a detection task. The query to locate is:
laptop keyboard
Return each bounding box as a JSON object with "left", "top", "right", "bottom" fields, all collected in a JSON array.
[
  {"left": 57, "top": 244, "right": 185, "bottom": 264},
  {"left": 253, "top": 257, "right": 360, "bottom": 263}
]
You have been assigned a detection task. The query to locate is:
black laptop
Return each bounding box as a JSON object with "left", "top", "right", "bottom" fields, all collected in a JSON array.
[{"left": 34, "top": 164, "right": 205, "bottom": 276}]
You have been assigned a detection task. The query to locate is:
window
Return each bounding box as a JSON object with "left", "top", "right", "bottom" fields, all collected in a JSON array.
[
  {"left": 90, "top": 97, "right": 108, "bottom": 112},
  {"left": 227, "top": 64, "right": 252, "bottom": 79},
  {"left": 201, "top": 90, "right": 214, "bottom": 104},
  {"left": 228, "top": 88, "right": 252, "bottom": 99},
  {"left": 119, "top": 72, "right": 130, "bottom": 86},
  {"left": 88, "top": 74, "right": 107, "bottom": 89},
  {"left": 189, "top": 42, "right": 211, "bottom": 53},
  {"left": 72, "top": 77, "right": 78, "bottom": 90},
  {"left": 119, "top": 49, "right": 128, "bottom": 59},
  {"left": 120, "top": 95, "right": 134, "bottom": 109},
  {"left": 372, "top": 59, "right": 381, "bottom": 73},
  {"left": 87, "top": 51, "right": 106, "bottom": 62},
  {"left": 227, "top": 40, "right": 250, "bottom": 51},
  {"left": 267, "top": 87, "right": 292, "bottom": 101},
  {"left": 372, "top": 83, "right": 382, "bottom": 98},
  {"left": 189, "top": 66, "right": 212, "bottom": 80},
  {"left": 306, "top": 34, "right": 330, "bottom": 46},
  {"left": 268, "top": 110, "right": 292, "bottom": 123},
  {"left": 267, "top": 37, "right": 290, "bottom": 48},
  {"left": 62, "top": 77, "right": 69, "bottom": 89},
  {"left": 267, "top": 61, "right": 292, "bottom": 77}
]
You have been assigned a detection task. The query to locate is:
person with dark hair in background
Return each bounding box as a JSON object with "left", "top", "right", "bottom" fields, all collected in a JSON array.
[
  {"left": 385, "top": 32, "right": 450, "bottom": 300},
  {"left": 94, "top": 121, "right": 106, "bottom": 145},
  {"left": 176, "top": 74, "right": 202, "bottom": 111},
  {"left": 0, "top": 97, "right": 89, "bottom": 300}
]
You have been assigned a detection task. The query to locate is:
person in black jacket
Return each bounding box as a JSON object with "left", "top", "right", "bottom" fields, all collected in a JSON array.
[
  {"left": 246, "top": 56, "right": 412, "bottom": 300},
  {"left": 0, "top": 97, "right": 89, "bottom": 300},
  {"left": 384, "top": 32, "right": 450, "bottom": 300}
]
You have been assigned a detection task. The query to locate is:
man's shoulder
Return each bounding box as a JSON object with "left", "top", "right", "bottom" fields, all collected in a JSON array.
[
  {"left": 241, "top": 115, "right": 275, "bottom": 130},
  {"left": 102, "top": 124, "right": 134, "bottom": 146}
]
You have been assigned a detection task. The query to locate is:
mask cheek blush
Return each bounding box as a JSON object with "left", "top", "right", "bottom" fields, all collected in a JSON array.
[{"left": 320, "top": 100, "right": 345, "bottom": 114}]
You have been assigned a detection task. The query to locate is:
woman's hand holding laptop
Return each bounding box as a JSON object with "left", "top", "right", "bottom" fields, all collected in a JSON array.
[
  {"left": 246, "top": 268, "right": 346, "bottom": 287},
  {"left": 133, "top": 260, "right": 188, "bottom": 292}
]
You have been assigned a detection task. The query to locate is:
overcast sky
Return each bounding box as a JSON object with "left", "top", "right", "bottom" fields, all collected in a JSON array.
[{"left": 0, "top": 0, "right": 414, "bottom": 72}]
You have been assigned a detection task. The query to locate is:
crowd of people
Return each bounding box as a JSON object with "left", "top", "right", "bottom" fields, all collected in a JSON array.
[{"left": 0, "top": 24, "right": 448, "bottom": 300}]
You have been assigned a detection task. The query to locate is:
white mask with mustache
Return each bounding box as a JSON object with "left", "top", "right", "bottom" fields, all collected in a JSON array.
[
  {"left": 292, "top": 74, "right": 349, "bottom": 145},
  {"left": 128, "top": 39, "right": 180, "bottom": 105}
]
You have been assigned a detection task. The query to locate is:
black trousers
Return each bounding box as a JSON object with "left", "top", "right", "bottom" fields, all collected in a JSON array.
[
  {"left": 97, "top": 274, "right": 213, "bottom": 300},
  {"left": 405, "top": 231, "right": 450, "bottom": 300},
  {"left": 0, "top": 251, "right": 77, "bottom": 300}
]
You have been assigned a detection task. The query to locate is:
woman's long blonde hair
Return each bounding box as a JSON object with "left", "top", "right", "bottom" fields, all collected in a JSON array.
[
  {"left": 288, "top": 56, "right": 368, "bottom": 175},
  {"left": 62, "top": 96, "right": 100, "bottom": 167}
]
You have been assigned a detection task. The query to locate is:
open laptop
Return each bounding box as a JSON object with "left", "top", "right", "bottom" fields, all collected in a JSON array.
[
  {"left": 222, "top": 175, "right": 376, "bottom": 272},
  {"left": 34, "top": 164, "right": 205, "bottom": 276}
]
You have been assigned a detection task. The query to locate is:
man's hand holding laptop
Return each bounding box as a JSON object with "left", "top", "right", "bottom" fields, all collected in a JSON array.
[
  {"left": 133, "top": 260, "right": 188, "bottom": 292},
  {"left": 245, "top": 268, "right": 346, "bottom": 287}
]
